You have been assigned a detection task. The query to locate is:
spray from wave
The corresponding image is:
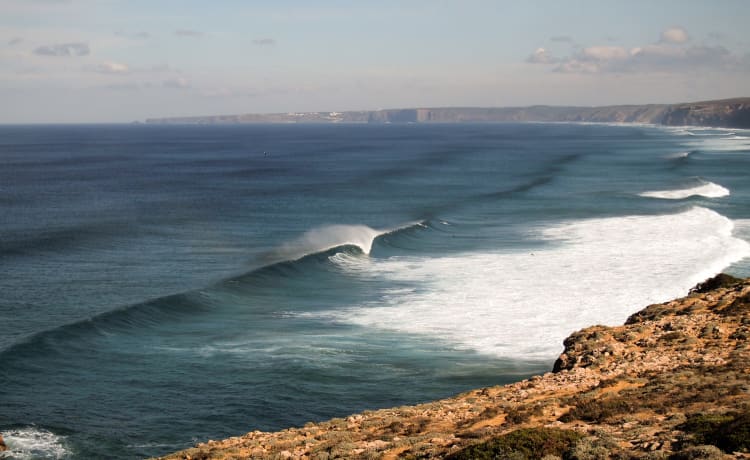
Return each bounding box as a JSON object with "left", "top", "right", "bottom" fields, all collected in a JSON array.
[
  {"left": 0, "top": 427, "right": 69, "bottom": 460},
  {"left": 321, "top": 207, "right": 750, "bottom": 360},
  {"left": 264, "top": 222, "right": 424, "bottom": 261},
  {"left": 639, "top": 180, "right": 730, "bottom": 199}
]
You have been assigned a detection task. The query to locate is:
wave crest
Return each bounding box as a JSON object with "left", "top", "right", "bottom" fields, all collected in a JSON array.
[
  {"left": 0, "top": 427, "right": 69, "bottom": 459},
  {"left": 266, "top": 221, "right": 424, "bottom": 261},
  {"left": 639, "top": 181, "right": 730, "bottom": 199}
]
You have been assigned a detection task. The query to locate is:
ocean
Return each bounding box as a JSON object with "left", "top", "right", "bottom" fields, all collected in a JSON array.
[{"left": 1, "top": 123, "right": 749, "bottom": 459}]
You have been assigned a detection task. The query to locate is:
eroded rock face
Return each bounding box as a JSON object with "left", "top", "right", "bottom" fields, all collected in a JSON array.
[
  {"left": 145, "top": 98, "right": 750, "bottom": 129},
  {"left": 0, "top": 433, "right": 7, "bottom": 452},
  {"left": 160, "top": 275, "right": 750, "bottom": 460}
]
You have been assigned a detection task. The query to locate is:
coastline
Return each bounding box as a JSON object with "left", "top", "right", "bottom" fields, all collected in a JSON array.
[
  {"left": 159, "top": 273, "right": 750, "bottom": 459},
  {"left": 144, "top": 97, "right": 750, "bottom": 129}
]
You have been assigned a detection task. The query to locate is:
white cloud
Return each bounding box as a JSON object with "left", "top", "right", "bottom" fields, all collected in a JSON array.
[
  {"left": 581, "top": 46, "right": 631, "bottom": 61},
  {"left": 660, "top": 27, "right": 689, "bottom": 44},
  {"left": 94, "top": 61, "right": 129, "bottom": 74},
  {"left": 8, "top": 37, "right": 23, "bottom": 46},
  {"left": 526, "top": 48, "right": 559, "bottom": 64},
  {"left": 554, "top": 60, "right": 600, "bottom": 74},
  {"left": 34, "top": 42, "right": 89, "bottom": 57},
  {"left": 528, "top": 27, "right": 743, "bottom": 75}
]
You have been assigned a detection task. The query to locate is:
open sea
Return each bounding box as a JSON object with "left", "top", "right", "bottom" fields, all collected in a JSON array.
[{"left": 1, "top": 122, "right": 750, "bottom": 459}]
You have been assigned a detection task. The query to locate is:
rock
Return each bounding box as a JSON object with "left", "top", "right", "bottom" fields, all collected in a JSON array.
[
  {"left": 156, "top": 275, "right": 750, "bottom": 460},
  {"left": 0, "top": 433, "right": 6, "bottom": 451}
]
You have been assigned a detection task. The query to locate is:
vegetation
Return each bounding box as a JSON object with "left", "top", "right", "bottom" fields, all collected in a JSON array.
[
  {"left": 445, "top": 428, "right": 584, "bottom": 460},
  {"left": 559, "top": 397, "right": 635, "bottom": 423},
  {"left": 677, "top": 411, "right": 750, "bottom": 453},
  {"left": 689, "top": 273, "right": 743, "bottom": 294}
]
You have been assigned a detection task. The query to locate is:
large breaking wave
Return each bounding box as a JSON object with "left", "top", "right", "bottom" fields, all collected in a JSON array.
[{"left": 321, "top": 207, "right": 750, "bottom": 360}]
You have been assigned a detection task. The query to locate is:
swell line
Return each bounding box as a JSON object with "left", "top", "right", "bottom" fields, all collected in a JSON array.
[
  {"left": 0, "top": 220, "right": 428, "bottom": 357},
  {"left": 418, "top": 153, "right": 583, "bottom": 220}
]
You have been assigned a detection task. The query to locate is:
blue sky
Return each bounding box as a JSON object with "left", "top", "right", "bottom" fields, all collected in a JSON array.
[{"left": 1, "top": 0, "right": 749, "bottom": 122}]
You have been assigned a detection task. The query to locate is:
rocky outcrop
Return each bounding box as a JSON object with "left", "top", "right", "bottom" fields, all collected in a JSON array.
[
  {"left": 658, "top": 99, "right": 750, "bottom": 128},
  {"left": 159, "top": 274, "right": 750, "bottom": 459},
  {"left": 145, "top": 97, "right": 750, "bottom": 129},
  {"left": 0, "top": 433, "right": 6, "bottom": 452}
]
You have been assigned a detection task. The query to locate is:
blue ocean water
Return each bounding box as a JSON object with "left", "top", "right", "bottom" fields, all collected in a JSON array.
[{"left": 1, "top": 123, "right": 749, "bottom": 459}]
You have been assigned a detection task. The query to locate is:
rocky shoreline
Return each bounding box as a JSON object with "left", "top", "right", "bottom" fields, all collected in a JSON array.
[{"left": 160, "top": 274, "right": 750, "bottom": 459}]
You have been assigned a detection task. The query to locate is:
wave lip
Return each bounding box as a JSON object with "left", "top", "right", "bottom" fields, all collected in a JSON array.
[
  {"left": 0, "top": 427, "right": 69, "bottom": 459},
  {"left": 666, "top": 151, "right": 691, "bottom": 159},
  {"left": 639, "top": 181, "right": 730, "bottom": 200},
  {"left": 265, "top": 221, "right": 424, "bottom": 261}
]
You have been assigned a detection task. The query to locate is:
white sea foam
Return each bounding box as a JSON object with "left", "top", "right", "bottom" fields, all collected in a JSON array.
[
  {"left": 639, "top": 181, "right": 730, "bottom": 199},
  {"left": 0, "top": 427, "right": 69, "bottom": 459},
  {"left": 680, "top": 129, "right": 750, "bottom": 152},
  {"left": 666, "top": 151, "right": 690, "bottom": 159},
  {"left": 324, "top": 207, "right": 750, "bottom": 360}
]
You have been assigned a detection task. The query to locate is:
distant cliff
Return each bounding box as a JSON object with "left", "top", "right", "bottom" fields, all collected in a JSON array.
[{"left": 145, "top": 97, "right": 750, "bottom": 128}]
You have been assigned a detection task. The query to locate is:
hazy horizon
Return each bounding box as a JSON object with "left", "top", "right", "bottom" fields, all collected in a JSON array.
[{"left": 2, "top": 0, "right": 749, "bottom": 123}]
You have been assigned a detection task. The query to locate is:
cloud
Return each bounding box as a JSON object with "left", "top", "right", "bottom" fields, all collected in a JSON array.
[
  {"left": 553, "top": 43, "right": 733, "bottom": 74},
  {"left": 253, "top": 38, "right": 276, "bottom": 46},
  {"left": 34, "top": 42, "right": 89, "bottom": 57},
  {"left": 526, "top": 48, "right": 559, "bottom": 64},
  {"left": 8, "top": 37, "right": 23, "bottom": 46},
  {"left": 659, "top": 27, "right": 689, "bottom": 44},
  {"left": 581, "top": 46, "right": 631, "bottom": 61},
  {"left": 94, "top": 61, "right": 129, "bottom": 74},
  {"left": 528, "top": 27, "right": 743, "bottom": 75},
  {"left": 175, "top": 29, "right": 203, "bottom": 38},
  {"left": 163, "top": 77, "right": 190, "bottom": 89}
]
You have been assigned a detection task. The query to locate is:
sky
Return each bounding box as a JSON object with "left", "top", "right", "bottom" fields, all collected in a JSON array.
[{"left": 1, "top": 0, "right": 749, "bottom": 123}]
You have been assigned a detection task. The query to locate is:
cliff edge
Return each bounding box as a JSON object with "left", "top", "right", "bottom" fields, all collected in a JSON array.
[
  {"left": 160, "top": 274, "right": 750, "bottom": 459},
  {"left": 145, "top": 97, "right": 750, "bottom": 129}
]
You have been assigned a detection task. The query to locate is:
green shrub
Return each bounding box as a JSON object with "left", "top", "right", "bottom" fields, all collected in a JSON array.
[
  {"left": 559, "top": 397, "right": 635, "bottom": 423},
  {"left": 445, "top": 428, "right": 584, "bottom": 460},
  {"left": 689, "top": 273, "right": 742, "bottom": 294},
  {"left": 678, "top": 411, "right": 750, "bottom": 453}
]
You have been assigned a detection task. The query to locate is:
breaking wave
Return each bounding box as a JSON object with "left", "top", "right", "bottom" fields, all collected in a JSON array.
[
  {"left": 0, "top": 427, "right": 69, "bottom": 459},
  {"left": 263, "top": 221, "right": 424, "bottom": 260},
  {"left": 639, "top": 180, "right": 730, "bottom": 199},
  {"left": 323, "top": 207, "right": 750, "bottom": 360}
]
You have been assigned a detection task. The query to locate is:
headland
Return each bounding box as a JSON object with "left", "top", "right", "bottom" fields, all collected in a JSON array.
[
  {"left": 160, "top": 274, "right": 750, "bottom": 459},
  {"left": 145, "top": 97, "right": 750, "bottom": 129}
]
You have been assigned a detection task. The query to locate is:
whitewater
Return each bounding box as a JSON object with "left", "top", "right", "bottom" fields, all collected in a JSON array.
[{"left": 1, "top": 122, "right": 749, "bottom": 459}]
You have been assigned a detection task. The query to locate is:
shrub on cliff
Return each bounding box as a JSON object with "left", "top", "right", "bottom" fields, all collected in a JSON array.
[
  {"left": 678, "top": 411, "right": 750, "bottom": 453},
  {"left": 689, "top": 273, "right": 742, "bottom": 294},
  {"left": 559, "top": 397, "right": 635, "bottom": 423},
  {"left": 445, "top": 427, "right": 584, "bottom": 460}
]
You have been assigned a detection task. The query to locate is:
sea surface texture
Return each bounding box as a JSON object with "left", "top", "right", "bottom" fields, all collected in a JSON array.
[{"left": 1, "top": 123, "right": 749, "bottom": 459}]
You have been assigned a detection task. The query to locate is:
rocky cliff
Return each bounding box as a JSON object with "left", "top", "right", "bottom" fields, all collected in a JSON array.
[
  {"left": 145, "top": 98, "right": 750, "bottom": 129},
  {"left": 159, "top": 274, "right": 750, "bottom": 460}
]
